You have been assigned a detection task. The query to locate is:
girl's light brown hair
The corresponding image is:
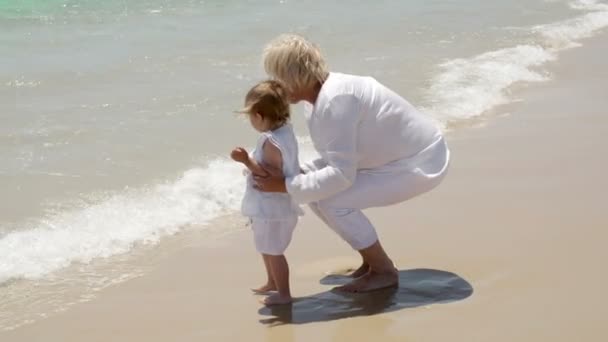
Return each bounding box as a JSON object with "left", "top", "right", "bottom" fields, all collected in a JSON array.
[{"left": 238, "top": 80, "right": 290, "bottom": 129}]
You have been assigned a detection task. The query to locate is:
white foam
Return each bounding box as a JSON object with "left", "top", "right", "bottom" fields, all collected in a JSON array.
[
  {"left": 425, "top": 0, "right": 608, "bottom": 127},
  {"left": 569, "top": 0, "right": 608, "bottom": 11},
  {"left": 534, "top": 2, "right": 608, "bottom": 49},
  {"left": 0, "top": 158, "right": 244, "bottom": 284},
  {"left": 5, "top": 78, "right": 41, "bottom": 88},
  {"left": 0, "top": 140, "right": 318, "bottom": 285},
  {"left": 424, "top": 45, "right": 555, "bottom": 126}
]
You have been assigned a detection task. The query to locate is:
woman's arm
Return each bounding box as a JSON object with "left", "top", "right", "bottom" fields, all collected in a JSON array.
[
  {"left": 254, "top": 94, "right": 361, "bottom": 201},
  {"left": 285, "top": 94, "right": 361, "bottom": 203},
  {"left": 261, "top": 139, "right": 283, "bottom": 178}
]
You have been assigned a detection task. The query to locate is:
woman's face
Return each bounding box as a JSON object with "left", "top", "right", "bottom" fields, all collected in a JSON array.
[
  {"left": 284, "top": 81, "right": 318, "bottom": 105},
  {"left": 286, "top": 86, "right": 306, "bottom": 104}
]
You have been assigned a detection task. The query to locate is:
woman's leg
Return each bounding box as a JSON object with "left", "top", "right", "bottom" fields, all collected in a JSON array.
[
  {"left": 339, "top": 241, "right": 398, "bottom": 292},
  {"left": 313, "top": 199, "right": 397, "bottom": 292},
  {"left": 312, "top": 166, "right": 447, "bottom": 292},
  {"left": 304, "top": 140, "right": 449, "bottom": 291}
]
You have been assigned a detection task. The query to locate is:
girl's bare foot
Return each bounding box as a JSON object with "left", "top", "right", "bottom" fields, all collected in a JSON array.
[
  {"left": 251, "top": 283, "right": 277, "bottom": 294},
  {"left": 260, "top": 293, "right": 293, "bottom": 306}
]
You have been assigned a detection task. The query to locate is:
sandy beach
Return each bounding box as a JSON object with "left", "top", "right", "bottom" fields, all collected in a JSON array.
[{"left": 3, "top": 31, "right": 608, "bottom": 342}]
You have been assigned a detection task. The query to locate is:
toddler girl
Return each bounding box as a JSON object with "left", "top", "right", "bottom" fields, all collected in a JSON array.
[{"left": 231, "top": 80, "right": 303, "bottom": 305}]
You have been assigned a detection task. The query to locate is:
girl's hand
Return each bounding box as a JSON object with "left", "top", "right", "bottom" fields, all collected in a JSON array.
[{"left": 230, "top": 147, "right": 249, "bottom": 164}]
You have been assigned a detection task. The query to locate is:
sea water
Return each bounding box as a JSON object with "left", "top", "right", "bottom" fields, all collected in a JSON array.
[{"left": 1, "top": 0, "right": 607, "bottom": 330}]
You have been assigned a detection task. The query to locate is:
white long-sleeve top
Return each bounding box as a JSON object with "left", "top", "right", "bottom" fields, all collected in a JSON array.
[{"left": 285, "top": 72, "right": 443, "bottom": 204}]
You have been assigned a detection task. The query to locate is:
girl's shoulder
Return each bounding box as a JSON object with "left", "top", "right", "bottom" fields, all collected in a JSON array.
[
  {"left": 266, "top": 124, "right": 298, "bottom": 148},
  {"left": 268, "top": 123, "right": 295, "bottom": 137}
]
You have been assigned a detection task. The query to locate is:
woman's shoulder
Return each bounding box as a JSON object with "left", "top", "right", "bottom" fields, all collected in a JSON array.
[
  {"left": 327, "top": 72, "right": 374, "bottom": 85},
  {"left": 322, "top": 72, "right": 374, "bottom": 99}
]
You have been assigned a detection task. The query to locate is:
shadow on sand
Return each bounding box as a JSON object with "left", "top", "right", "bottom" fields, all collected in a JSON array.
[{"left": 258, "top": 268, "right": 473, "bottom": 326}]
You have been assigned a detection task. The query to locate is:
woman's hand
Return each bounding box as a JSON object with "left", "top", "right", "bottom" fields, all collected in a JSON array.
[{"left": 253, "top": 164, "right": 287, "bottom": 193}]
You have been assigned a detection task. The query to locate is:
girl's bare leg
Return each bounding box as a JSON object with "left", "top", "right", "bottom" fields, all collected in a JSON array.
[
  {"left": 261, "top": 254, "right": 292, "bottom": 305},
  {"left": 252, "top": 254, "right": 277, "bottom": 294}
]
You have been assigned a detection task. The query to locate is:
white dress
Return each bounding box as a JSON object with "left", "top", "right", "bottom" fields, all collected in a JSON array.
[{"left": 241, "top": 123, "right": 303, "bottom": 255}]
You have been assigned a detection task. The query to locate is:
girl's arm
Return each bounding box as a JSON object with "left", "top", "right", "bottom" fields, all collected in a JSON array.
[
  {"left": 261, "top": 140, "right": 283, "bottom": 177},
  {"left": 230, "top": 147, "right": 268, "bottom": 177},
  {"left": 235, "top": 140, "right": 285, "bottom": 192}
]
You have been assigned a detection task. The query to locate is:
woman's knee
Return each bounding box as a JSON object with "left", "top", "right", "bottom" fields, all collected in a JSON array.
[
  {"left": 316, "top": 198, "right": 354, "bottom": 218},
  {"left": 312, "top": 200, "right": 378, "bottom": 250}
]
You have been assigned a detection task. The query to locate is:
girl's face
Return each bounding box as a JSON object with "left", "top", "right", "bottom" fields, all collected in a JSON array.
[{"left": 249, "top": 112, "right": 268, "bottom": 132}]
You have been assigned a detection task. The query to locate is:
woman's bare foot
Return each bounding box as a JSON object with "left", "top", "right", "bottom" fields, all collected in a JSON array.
[
  {"left": 336, "top": 269, "right": 398, "bottom": 293},
  {"left": 260, "top": 293, "right": 292, "bottom": 306},
  {"left": 350, "top": 263, "right": 369, "bottom": 278},
  {"left": 251, "top": 283, "right": 277, "bottom": 294}
]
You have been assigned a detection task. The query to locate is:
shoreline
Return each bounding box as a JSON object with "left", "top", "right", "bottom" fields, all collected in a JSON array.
[{"left": 2, "top": 32, "right": 608, "bottom": 342}]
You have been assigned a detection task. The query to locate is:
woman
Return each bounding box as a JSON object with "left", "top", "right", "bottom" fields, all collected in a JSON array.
[{"left": 254, "top": 34, "right": 450, "bottom": 292}]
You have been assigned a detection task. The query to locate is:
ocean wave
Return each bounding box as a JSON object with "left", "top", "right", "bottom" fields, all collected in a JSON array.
[
  {"left": 5, "top": 78, "right": 42, "bottom": 88},
  {"left": 3, "top": 0, "right": 608, "bottom": 285},
  {"left": 0, "top": 158, "right": 244, "bottom": 284},
  {"left": 424, "top": 45, "right": 555, "bottom": 125},
  {"left": 534, "top": 2, "right": 608, "bottom": 49},
  {"left": 0, "top": 140, "right": 318, "bottom": 285},
  {"left": 424, "top": 0, "right": 608, "bottom": 127}
]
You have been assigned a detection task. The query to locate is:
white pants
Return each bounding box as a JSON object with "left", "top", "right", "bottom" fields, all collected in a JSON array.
[
  {"left": 308, "top": 138, "right": 450, "bottom": 250},
  {"left": 251, "top": 216, "right": 297, "bottom": 255}
]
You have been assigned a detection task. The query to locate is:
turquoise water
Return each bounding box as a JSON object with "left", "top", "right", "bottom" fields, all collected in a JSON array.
[{"left": 1, "top": 0, "right": 608, "bottom": 331}]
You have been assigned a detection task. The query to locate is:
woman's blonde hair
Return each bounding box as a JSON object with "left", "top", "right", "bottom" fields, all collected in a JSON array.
[{"left": 263, "top": 34, "right": 329, "bottom": 92}]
